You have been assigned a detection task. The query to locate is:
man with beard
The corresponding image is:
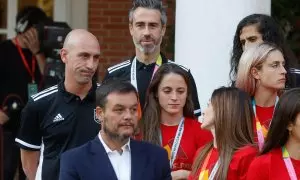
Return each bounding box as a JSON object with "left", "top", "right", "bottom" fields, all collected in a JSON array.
[
  {"left": 59, "top": 80, "right": 171, "bottom": 180},
  {"left": 103, "top": 0, "right": 201, "bottom": 117},
  {"left": 15, "top": 29, "right": 101, "bottom": 180}
]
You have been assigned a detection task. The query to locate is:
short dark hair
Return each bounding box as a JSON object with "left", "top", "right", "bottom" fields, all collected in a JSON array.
[
  {"left": 230, "top": 14, "right": 297, "bottom": 87},
  {"left": 129, "top": 0, "right": 167, "bottom": 25},
  {"left": 16, "top": 6, "right": 51, "bottom": 33},
  {"left": 261, "top": 88, "right": 300, "bottom": 154},
  {"left": 96, "top": 79, "right": 138, "bottom": 109}
]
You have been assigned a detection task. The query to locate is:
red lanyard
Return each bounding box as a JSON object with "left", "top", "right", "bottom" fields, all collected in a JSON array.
[{"left": 15, "top": 38, "right": 36, "bottom": 83}]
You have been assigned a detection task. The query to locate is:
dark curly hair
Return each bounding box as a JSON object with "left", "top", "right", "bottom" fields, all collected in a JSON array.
[{"left": 230, "top": 14, "right": 297, "bottom": 88}]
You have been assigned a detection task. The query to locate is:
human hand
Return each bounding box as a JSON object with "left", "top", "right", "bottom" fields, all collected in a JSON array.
[
  {"left": 171, "top": 169, "right": 190, "bottom": 180},
  {"left": 22, "top": 27, "right": 41, "bottom": 55},
  {"left": 0, "top": 110, "right": 9, "bottom": 124}
]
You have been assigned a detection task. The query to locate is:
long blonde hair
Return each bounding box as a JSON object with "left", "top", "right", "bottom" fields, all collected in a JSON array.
[{"left": 235, "top": 42, "right": 283, "bottom": 96}]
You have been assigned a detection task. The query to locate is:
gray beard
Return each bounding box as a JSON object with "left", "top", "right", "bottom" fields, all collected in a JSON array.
[{"left": 133, "top": 40, "right": 156, "bottom": 54}]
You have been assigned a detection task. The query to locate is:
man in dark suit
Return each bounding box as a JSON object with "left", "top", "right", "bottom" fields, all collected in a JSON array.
[{"left": 59, "top": 80, "right": 171, "bottom": 180}]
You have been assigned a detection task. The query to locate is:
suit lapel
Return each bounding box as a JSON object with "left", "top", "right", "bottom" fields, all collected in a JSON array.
[
  {"left": 130, "top": 140, "right": 148, "bottom": 180},
  {"left": 89, "top": 137, "right": 118, "bottom": 180}
]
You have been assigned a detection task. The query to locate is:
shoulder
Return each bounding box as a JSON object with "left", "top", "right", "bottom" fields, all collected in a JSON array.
[
  {"left": 62, "top": 140, "right": 91, "bottom": 160},
  {"left": 23, "top": 85, "right": 58, "bottom": 113},
  {"left": 107, "top": 59, "right": 131, "bottom": 74},
  {"left": 166, "top": 60, "right": 189, "bottom": 72},
  {"left": 184, "top": 118, "right": 200, "bottom": 125},
  {"left": 290, "top": 68, "right": 300, "bottom": 74},
  {"left": 247, "top": 150, "right": 273, "bottom": 175},
  {"left": 30, "top": 85, "right": 58, "bottom": 102},
  {"left": 132, "top": 140, "right": 166, "bottom": 155},
  {"left": 184, "top": 118, "right": 201, "bottom": 130},
  {"left": 0, "top": 40, "right": 12, "bottom": 48},
  {"left": 233, "top": 145, "right": 258, "bottom": 160}
]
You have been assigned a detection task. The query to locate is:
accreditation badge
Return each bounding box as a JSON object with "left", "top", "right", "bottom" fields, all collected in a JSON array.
[{"left": 27, "top": 83, "right": 38, "bottom": 98}]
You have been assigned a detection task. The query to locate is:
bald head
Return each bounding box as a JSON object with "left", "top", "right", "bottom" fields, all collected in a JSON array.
[
  {"left": 63, "top": 29, "right": 100, "bottom": 50},
  {"left": 60, "top": 29, "right": 101, "bottom": 85}
]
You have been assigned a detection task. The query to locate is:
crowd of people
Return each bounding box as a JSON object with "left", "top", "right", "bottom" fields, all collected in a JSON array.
[{"left": 0, "top": 0, "right": 300, "bottom": 180}]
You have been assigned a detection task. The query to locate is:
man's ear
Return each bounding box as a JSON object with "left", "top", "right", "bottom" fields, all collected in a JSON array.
[
  {"left": 96, "top": 106, "right": 104, "bottom": 122},
  {"left": 129, "top": 23, "right": 134, "bottom": 36},
  {"left": 60, "top": 48, "right": 68, "bottom": 64},
  {"left": 161, "top": 24, "right": 166, "bottom": 37},
  {"left": 251, "top": 67, "right": 260, "bottom": 80}
]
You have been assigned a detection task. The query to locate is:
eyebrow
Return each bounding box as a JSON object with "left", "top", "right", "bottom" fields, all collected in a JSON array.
[
  {"left": 162, "top": 86, "right": 186, "bottom": 89},
  {"left": 114, "top": 103, "right": 138, "bottom": 108}
]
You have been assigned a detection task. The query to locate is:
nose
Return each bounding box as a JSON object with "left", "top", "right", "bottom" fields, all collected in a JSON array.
[
  {"left": 280, "top": 64, "right": 287, "bottom": 74},
  {"left": 143, "top": 26, "right": 150, "bottom": 36},
  {"left": 86, "top": 58, "right": 94, "bottom": 70},
  {"left": 170, "top": 91, "right": 178, "bottom": 101},
  {"left": 123, "top": 109, "right": 134, "bottom": 120}
]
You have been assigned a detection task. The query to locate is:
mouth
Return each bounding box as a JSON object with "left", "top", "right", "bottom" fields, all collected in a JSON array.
[
  {"left": 278, "top": 78, "right": 286, "bottom": 82},
  {"left": 119, "top": 124, "right": 134, "bottom": 128},
  {"left": 81, "top": 71, "right": 94, "bottom": 76},
  {"left": 141, "top": 39, "right": 154, "bottom": 43}
]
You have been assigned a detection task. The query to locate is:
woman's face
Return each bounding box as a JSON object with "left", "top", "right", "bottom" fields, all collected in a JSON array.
[
  {"left": 157, "top": 73, "right": 188, "bottom": 116},
  {"left": 201, "top": 101, "right": 215, "bottom": 130},
  {"left": 253, "top": 50, "right": 287, "bottom": 91}
]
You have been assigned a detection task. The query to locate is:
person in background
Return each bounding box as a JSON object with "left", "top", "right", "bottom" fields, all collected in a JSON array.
[
  {"left": 247, "top": 88, "right": 300, "bottom": 180},
  {"left": 103, "top": 0, "right": 201, "bottom": 117},
  {"left": 230, "top": 14, "right": 300, "bottom": 88},
  {"left": 236, "top": 42, "right": 286, "bottom": 150},
  {"left": 140, "top": 63, "right": 212, "bottom": 180},
  {"left": 0, "top": 6, "right": 51, "bottom": 180},
  {"left": 189, "top": 87, "right": 257, "bottom": 180},
  {"left": 15, "top": 29, "right": 101, "bottom": 180}
]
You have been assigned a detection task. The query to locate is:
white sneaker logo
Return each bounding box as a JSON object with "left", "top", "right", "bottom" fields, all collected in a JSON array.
[{"left": 53, "top": 113, "right": 64, "bottom": 122}]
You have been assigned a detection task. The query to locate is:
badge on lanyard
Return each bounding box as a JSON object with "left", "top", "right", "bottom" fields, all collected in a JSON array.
[
  {"left": 15, "top": 38, "right": 38, "bottom": 98},
  {"left": 28, "top": 83, "right": 38, "bottom": 98}
]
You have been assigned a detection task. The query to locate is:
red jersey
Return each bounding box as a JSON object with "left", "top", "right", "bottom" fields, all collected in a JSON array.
[
  {"left": 189, "top": 145, "right": 257, "bottom": 180},
  {"left": 253, "top": 105, "right": 274, "bottom": 141},
  {"left": 246, "top": 147, "right": 300, "bottom": 180},
  {"left": 160, "top": 118, "right": 212, "bottom": 171}
]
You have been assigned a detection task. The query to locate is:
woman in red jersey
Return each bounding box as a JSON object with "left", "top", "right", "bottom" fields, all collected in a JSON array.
[
  {"left": 140, "top": 63, "right": 212, "bottom": 180},
  {"left": 236, "top": 42, "right": 287, "bottom": 150},
  {"left": 247, "top": 88, "right": 300, "bottom": 180},
  {"left": 189, "top": 87, "right": 257, "bottom": 180}
]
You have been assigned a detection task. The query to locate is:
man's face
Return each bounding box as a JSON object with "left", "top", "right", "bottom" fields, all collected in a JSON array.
[
  {"left": 97, "top": 92, "right": 139, "bottom": 142},
  {"left": 62, "top": 38, "right": 101, "bottom": 85},
  {"left": 129, "top": 7, "right": 166, "bottom": 55},
  {"left": 239, "top": 24, "right": 263, "bottom": 51}
]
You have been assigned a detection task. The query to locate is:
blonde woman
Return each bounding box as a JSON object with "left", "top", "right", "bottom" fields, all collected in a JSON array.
[{"left": 236, "top": 42, "right": 287, "bottom": 150}]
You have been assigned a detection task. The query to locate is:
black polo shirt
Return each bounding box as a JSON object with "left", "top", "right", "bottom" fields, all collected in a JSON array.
[
  {"left": 15, "top": 80, "right": 100, "bottom": 180},
  {"left": 103, "top": 54, "right": 201, "bottom": 116}
]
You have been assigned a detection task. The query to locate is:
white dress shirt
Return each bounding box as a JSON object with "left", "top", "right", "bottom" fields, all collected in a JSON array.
[{"left": 99, "top": 134, "right": 131, "bottom": 180}]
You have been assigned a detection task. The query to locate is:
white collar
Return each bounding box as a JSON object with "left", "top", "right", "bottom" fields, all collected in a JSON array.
[{"left": 98, "top": 133, "right": 131, "bottom": 154}]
